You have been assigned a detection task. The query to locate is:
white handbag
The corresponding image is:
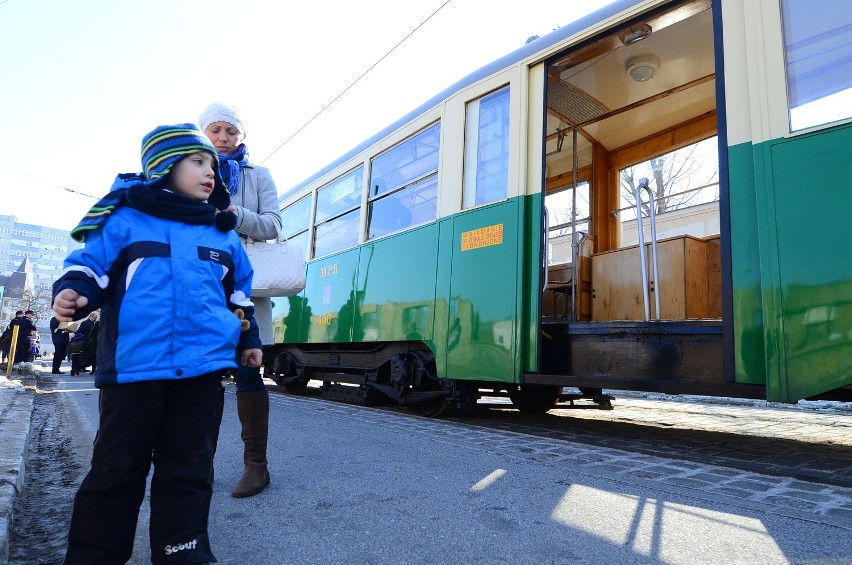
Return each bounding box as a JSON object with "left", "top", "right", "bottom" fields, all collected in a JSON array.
[{"left": 243, "top": 237, "right": 306, "bottom": 297}]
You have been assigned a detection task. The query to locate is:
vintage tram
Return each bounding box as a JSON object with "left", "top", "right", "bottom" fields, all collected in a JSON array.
[{"left": 264, "top": 0, "right": 852, "bottom": 415}]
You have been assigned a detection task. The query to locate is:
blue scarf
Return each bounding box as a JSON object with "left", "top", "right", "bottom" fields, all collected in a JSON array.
[
  {"left": 71, "top": 174, "right": 236, "bottom": 243},
  {"left": 219, "top": 144, "right": 250, "bottom": 196}
]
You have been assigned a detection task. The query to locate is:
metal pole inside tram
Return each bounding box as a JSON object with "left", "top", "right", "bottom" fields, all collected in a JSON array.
[{"left": 570, "top": 127, "right": 578, "bottom": 322}]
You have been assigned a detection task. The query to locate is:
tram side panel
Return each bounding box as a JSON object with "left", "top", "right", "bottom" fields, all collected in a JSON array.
[
  {"left": 752, "top": 124, "right": 852, "bottom": 402},
  {"left": 354, "top": 224, "right": 441, "bottom": 344},
  {"left": 267, "top": 200, "right": 526, "bottom": 389},
  {"left": 444, "top": 198, "right": 525, "bottom": 385}
]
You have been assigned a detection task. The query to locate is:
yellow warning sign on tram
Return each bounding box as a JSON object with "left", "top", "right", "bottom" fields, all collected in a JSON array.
[{"left": 461, "top": 224, "right": 504, "bottom": 251}]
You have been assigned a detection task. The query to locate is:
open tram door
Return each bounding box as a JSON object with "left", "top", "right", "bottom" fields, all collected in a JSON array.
[{"left": 526, "top": 0, "right": 747, "bottom": 401}]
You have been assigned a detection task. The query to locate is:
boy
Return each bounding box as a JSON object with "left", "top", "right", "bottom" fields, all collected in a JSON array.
[{"left": 53, "top": 123, "right": 262, "bottom": 564}]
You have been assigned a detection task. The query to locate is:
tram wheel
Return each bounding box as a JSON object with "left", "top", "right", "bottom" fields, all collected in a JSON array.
[
  {"left": 509, "top": 385, "right": 561, "bottom": 414},
  {"left": 407, "top": 396, "right": 450, "bottom": 418},
  {"left": 283, "top": 377, "right": 309, "bottom": 395}
]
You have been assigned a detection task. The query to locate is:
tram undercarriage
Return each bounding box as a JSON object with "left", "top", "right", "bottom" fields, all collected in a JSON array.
[{"left": 263, "top": 342, "right": 615, "bottom": 417}]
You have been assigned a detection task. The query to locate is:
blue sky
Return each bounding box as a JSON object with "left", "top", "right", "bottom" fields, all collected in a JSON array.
[{"left": 0, "top": 0, "right": 613, "bottom": 231}]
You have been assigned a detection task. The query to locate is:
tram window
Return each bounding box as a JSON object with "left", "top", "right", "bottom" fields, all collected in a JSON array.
[
  {"left": 285, "top": 230, "right": 309, "bottom": 263},
  {"left": 315, "top": 167, "right": 363, "bottom": 225},
  {"left": 368, "top": 176, "right": 438, "bottom": 239},
  {"left": 313, "top": 167, "right": 363, "bottom": 259},
  {"left": 781, "top": 0, "right": 852, "bottom": 131},
  {"left": 369, "top": 123, "right": 440, "bottom": 198},
  {"left": 463, "top": 86, "right": 510, "bottom": 208},
  {"left": 281, "top": 194, "right": 312, "bottom": 261},
  {"left": 618, "top": 137, "right": 719, "bottom": 246},
  {"left": 545, "top": 182, "right": 590, "bottom": 266},
  {"left": 314, "top": 209, "right": 360, "bottom": 259},
  {"left": 281, "top": 194, "right": 311, "bottom": 238},
  {"left": 367, "top": 124, "right": 440, "bottom": 240}
]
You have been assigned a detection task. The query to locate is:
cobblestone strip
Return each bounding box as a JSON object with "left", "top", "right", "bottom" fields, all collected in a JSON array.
[
  {"left": 272, "top": 394, "right": 852, "bottom": 531},
  {"left": 564, "top": 393, "right": 852, "bottom": 446}
]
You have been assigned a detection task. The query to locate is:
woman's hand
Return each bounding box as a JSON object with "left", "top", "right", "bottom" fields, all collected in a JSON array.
[
  {"left": 226, "top": 204, "right": 240, "bottom": 216},
  {"left": 53, "top": 290, "right": 88, "bottom": 321},
  {"left": 241, "top": 348, "right": 263, "bottom": 368}
]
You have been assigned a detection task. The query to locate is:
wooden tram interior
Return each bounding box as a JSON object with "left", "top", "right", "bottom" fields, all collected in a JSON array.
[{"left": 529, "top": 0, "right": 744, "bottom": 399}]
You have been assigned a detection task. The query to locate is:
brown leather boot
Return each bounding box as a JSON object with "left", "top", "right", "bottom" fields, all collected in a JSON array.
[{"left": 232, "top": 390, "right": 271, "bottom": 498}]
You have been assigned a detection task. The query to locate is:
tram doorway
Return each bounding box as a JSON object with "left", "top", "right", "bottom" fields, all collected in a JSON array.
[{"left": 534, "top": 0, "right": 732, "bottom": 393}]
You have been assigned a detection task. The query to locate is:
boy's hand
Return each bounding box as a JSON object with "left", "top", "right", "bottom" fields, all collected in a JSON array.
[
  {"left": 241, "top": 348, "right": 263, "bottom": 368},
  {"left": 53, "top": 290, "right": 88, "bottom": 321}
]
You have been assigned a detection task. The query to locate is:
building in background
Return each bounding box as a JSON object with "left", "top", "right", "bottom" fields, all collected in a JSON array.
[{"left": 0, "top": 215, "right": 82, "bottom": 354}]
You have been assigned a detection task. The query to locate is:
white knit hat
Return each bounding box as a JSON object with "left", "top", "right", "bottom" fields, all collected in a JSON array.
[{"left": 199, "top": 102, "right": 246, "bottom": 138}]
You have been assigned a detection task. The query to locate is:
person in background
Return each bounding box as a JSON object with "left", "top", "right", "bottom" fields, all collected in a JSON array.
[
  {"left": 54, "top": 123, "right": 261, "bottom": 564},
  {"left": 50, "top": 315, "right": 71, "bottom": 374},
  {"left": 199, "top": 102, "right": 282, "bottom": 498},
  {"left": 9, "top": 310, "right": 36, "bottom": 364},
  {"left": 69, "top": 311, "right": 98, "bottom": 375},
  {"left": 0, "top": 311, "right": 22, "bottom": 363},
  {"left": 28, "top": 330, "right": 40, "bottom": 361},
  {"left": 85, "top": 317, "right": 100, "bottom": 373}
]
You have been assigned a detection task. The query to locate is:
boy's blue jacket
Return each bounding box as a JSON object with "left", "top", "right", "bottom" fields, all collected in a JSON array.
[{"left": 54, "top": 175, "right": 262, "bottom": 387}]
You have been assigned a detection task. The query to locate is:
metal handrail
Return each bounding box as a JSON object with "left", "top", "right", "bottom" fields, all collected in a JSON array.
[
  {"left": 609, "top": 181, "right": 720, "bottom": 217},
  {"left": 635, "top": 178, "right": 661, "bottom": 321},
  {"left": 569, "top": 128, "right": 579, "bottom": 322}
]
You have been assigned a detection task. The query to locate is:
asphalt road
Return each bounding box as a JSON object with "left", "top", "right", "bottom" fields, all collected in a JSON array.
[{"left": 12, "top": 373, "right": 852, "bottom": 564}]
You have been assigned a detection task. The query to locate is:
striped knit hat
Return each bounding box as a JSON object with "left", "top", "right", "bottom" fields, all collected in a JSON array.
[{"left": 140, "top": 123, "right": 229, "bottom": 209}]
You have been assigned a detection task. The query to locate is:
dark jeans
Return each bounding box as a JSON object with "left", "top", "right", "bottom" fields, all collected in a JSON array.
[
  {"left": 70, "top": 353, "right": 88, "bottom": 375},
  {"left": 233, "top": 363, "right": 266, "bottom": 393},
  {"left": 52, "top": 342, "right": 68, "bottom": 373},
  {"left": 64, "top": 373, "right": 222, "bottom": 564}
]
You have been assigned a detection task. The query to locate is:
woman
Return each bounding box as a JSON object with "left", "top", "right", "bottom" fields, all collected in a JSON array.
[
  {"left": 69, "top": 311, "right": 98, "bottom": 375},
  {"left": 200, "top": 102, "right": 282, "bottom": 498}
]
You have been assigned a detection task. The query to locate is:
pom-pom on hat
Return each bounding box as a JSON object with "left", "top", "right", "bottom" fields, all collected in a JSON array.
[
  {"left": 140, "top": 123, "right": 229, "bottom": 210},
  {"left": 199, "top": 102, "right": 246, "bottom": 138}
]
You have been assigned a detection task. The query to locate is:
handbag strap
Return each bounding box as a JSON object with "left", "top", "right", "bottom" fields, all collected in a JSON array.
[{"left": 246, "top": 233, "right": 286, "bottom": 245}]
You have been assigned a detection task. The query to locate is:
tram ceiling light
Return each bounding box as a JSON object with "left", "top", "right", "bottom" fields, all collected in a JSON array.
[
  {"left": 619, "top": 24, "right": 652, "bottom": 45},
  {"left": 626, "top": 55, "right": 660, "bottom": 82}
]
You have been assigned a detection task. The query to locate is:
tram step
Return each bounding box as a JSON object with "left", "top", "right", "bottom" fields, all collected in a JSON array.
[{"left": 542, "top": 321, "right": 723, "bottom": 384}]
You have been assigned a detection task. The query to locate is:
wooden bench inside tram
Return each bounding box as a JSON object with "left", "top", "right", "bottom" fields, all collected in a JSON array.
[{"left": 590, "top": 233, "right": 721, "bottom": 321}]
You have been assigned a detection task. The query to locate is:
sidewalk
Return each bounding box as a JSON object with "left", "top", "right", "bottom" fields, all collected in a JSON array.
[{"left": 0, "top": 362, "right": 38, "bottom": 565}]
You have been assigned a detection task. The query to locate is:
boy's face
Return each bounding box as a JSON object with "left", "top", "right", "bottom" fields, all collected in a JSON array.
[
  {"left": 170, "top": 152, "right": 217, "bottom": 202},
  {"left": 204, "top": 122, "right": 242, "bottom": 156}
]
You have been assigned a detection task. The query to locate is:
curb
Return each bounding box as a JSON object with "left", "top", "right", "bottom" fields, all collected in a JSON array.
[{"left": 0, "top": 365, "right": 38, "bottom": 565}]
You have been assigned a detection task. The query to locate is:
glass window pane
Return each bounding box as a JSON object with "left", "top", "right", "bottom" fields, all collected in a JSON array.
[
  {"left": 545, "top": 182, "right": 590, "bottom": 266},
  {"left": 368, "top": 176, "right": 438, "bottom": 239},
  {"left": 781, "top": 0, "right": 852, "bottom": 130},
  {"left": 464, "top": 86, "right": 510, "bottom": 208},
  {"left": 280, "top": 195, "right": 312, "bottom": 239},
  {"left": 369, "top": 123, "right": 441, "bottom": 196},
  {"left": 316, "top": 167, "right": 363, "bottom": 224},
  {"left": 314, "top": 209, "right": 360, "bottom": 258},
  {"left": 618, "top": 137, "right": 720, "bottom": 245},
  {"left": 285, "top": 230, "right": 309, "bottom": 263}
]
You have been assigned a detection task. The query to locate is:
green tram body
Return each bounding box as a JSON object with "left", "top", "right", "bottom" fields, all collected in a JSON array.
[{"left": 267, "top": 0, "right": 852, "bottom": 414}]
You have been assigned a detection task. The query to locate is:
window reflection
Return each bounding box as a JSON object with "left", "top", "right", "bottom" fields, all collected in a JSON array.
[
  {"left": 367, "top": 124, "right": 440, "bottom": 240},
  {"left": 313, "top": 167, "right": 364, "bottom": 259},
  {"left": 316, "top": 167, "right": 363, "bottom": 224},
  {"left": 281, "top": 195, "right": 311, "bottom": 239},
  {"left": 781, "top": 0, "right": 852, "bottom": 130},
  {"left": 368, "top": 176, "right": 437, "bottom": 239},
  {"left": 314, "top": 208, "right": 360, "bottom": 259},
  {"left": 286, "top": 231, "right": 309, "bottom": 263},
  {"left": 464, "top": 86, "right": 510, "bottom": 208}
]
